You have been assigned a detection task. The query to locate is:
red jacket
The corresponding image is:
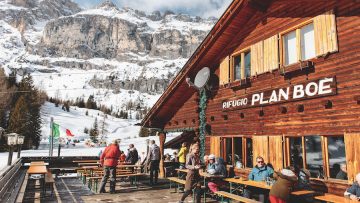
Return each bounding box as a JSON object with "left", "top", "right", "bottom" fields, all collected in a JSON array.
[{"left": 100, "top": 144, "right": 121, "bottom": 167}]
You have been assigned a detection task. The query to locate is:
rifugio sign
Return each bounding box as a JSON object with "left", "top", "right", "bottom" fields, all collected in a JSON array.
[{"left": 222, "top": 77, "right": 336, "bottom": 111}]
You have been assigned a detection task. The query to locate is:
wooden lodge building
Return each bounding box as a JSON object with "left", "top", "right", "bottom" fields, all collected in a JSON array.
[{"left": 141, "top": 0, "right": 360, "bottom": 196}]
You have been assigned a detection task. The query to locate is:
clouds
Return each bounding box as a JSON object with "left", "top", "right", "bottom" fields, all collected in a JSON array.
[{"left": 73, "top": 0, "right": 232, "bottom": 18}]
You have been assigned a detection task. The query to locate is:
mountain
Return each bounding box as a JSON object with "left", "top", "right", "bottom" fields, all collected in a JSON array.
[{"left": 0, "top": 0, "right": 216, "bottom": 119}]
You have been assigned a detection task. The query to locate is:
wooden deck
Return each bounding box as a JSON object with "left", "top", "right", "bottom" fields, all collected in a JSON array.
[{"left": 21, "top": 176, "right": 218, "bottom": 203}]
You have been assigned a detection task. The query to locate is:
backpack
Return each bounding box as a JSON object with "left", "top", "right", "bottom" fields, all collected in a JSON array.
[{"left": 152, "top": 145, "right": 160, "bottom": 160}]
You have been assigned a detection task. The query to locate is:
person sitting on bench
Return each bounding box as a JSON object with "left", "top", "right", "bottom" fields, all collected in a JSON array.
[
  {"left": 243, "top": 156, "right": 274, "bottom": 202},
  {"left": 344, "top": 173, "right": 360, "bottom": 201},
  {"left": 207, "top": 155, "right": 227, "bottom": 193}
]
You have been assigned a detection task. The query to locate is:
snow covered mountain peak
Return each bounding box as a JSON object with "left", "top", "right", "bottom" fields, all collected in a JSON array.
[{"left": 0, "top": 0, "right": 216, "bottom": 121}]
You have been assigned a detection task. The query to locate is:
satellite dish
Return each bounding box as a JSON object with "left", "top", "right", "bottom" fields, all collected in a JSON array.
[{"left": 194, "top": 67, "right": 210, "bottom": 89}]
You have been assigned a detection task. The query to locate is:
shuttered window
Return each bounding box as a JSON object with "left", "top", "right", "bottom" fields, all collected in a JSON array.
[
  {"left": 231, "top": 50, "right": 251, "bottom": 81},
  {"left": 282, "top": 23, "right": 316, "bottom": 66},
  {"left": 219, "top": 56, "right": 230, "bottom": 85},
  {"left": 314, "top": 10, "right": 338, "bottom": 56}
]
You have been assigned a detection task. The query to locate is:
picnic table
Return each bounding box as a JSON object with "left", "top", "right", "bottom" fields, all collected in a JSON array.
[
  {"left": 173, "top": 168, "right": 224, "bottom": 203},
  {"left": 24, "top": 162, "right": 49, "bottom": 166},
  {"left": 28, "top": 165, "right": 48, "bottom": 175},
  {"left": 315, "top": 193, "right": 359, "bottom": 203},
  {"left": 27, "top": 165, "right": 48, "bottom": 192},
  {"left": 73, "top": 160, "right": 99, "bottom": 163},
  {"left": 225, "top": 178, "right": 315, "bottom": 196},
  {"left": 78, "top": 162, "right": 101, "bottom": 166}
]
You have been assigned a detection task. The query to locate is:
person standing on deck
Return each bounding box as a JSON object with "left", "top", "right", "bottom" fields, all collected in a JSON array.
[
  {"left": 269, "top": 168, "right": 298, "bottom": 203},
  {"left": 99, "top": 140, "right": 121, "bottom": 194},
  {"left": 126, "top": 144, "right": 139, "bottom": 165},
  {"left": 179, "top": 144, "right": 202, "bottom": 203},
  {"left": 244, "top": 156, "right": 274, "bottom": 202},
  {"left": 178, "top": 142, "right": 188, "bottom": 169},
  {"left": 146, "top": 140, "right": 160, "bottom": 185}
]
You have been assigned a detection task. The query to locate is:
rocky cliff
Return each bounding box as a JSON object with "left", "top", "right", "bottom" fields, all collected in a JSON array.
[
  {"left": 0, "top": 0, "right": 215, "bottom": 115},
  {"left": 35, "top": 1, "right": 213, "bottom": 60}
]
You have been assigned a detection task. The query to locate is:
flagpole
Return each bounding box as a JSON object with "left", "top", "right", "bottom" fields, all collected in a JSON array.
[{"left": 50, "top": 117, "right": 54, "bottom": 157}]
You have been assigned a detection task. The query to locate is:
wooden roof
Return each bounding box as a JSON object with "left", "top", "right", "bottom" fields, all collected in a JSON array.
[{"left": 140, "top": 0, "right": 329, "bottom": 128}]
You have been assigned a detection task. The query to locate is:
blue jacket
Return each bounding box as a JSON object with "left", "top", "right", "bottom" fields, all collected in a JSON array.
[
  {"left": 248, "top": 165, "right": 274, "bottom": 181},
  {"left": 345, "top": 182, "right": 360, "bottom": 197},
  {"left": 207, "top": 163, "right": 216, "bottom": 171}
]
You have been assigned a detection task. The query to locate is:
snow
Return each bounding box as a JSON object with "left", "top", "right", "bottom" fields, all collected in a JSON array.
[
  {"left": 5, "top": 53, "right": 186, "bottom": 112},
  {"left": 0, "top": 20, "right": 25, "bottom": 65},
  {"left": 0, "top": 102, "right": 180, "bottom": 171},
  {"left": 0, "top": 1, "right": 26, "bottom": 11}
]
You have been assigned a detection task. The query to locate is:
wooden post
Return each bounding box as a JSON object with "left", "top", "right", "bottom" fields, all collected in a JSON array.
[{"left": 159, "top": 132, "right": 166, "bottom": 178}]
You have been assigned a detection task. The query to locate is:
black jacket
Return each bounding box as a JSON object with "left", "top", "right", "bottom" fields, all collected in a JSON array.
[{"left": 126, "top": 148, "right": 139, "bottom": 164}]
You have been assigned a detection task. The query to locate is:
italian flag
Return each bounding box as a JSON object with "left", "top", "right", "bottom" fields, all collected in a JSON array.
[{"left": 52, "top": 122, "right": 75, "bottom": 138}]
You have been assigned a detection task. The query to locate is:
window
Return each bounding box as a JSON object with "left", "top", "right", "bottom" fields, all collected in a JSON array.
[
  {"left": 284, "top": 31, "right": 297, "bottom": 65},
  {"left": 232, "top": 50, "right": 251, "bottom": 81},
  {"left": 305, "top": 136, "right": 324, "bottom": 178},
  {"left": 220, "top": 137, "right": 251, "bottom": 168},
  {"left": 289, "top": 137, "right": 304, "bottom": 170},
  {"left": 287, "top": 135, "right": 349, "bottom": 180},
  {"left": 283, "top": 23, "right": 316, "bottom": 66},
  {"left": 301, "top": 23, "right": 316, "bottom": 60},
  {"left": 225, "top": 138, "right": 232, "bottom": 165},
  {"left": 234, "top": 137, "right": 243, "bottom": 168},
  {"left": 244, "top": 51, "right": 251, "bottom": 77},
  {"left": 246, "top": 138, "right": 253, "bottom": 168},
  {"left": 327, "top": 136, "right": 346, "bottom": 180},
  {"left": 234, "top": 55, "right": 241, "bottom": 80}
]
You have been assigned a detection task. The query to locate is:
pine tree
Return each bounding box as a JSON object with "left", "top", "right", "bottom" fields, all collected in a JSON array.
[
  {"left": 8, "top": 95, "right": 29, "bottom": 138},
  {"left": 86, "top": 95, "right": 97, "bottom": 109},
  {"left": 99, "top": 115, "right": 108, "bottom": 138},
  {"left": 138, "top": 126, "right": 150, "bottom": 137},
  {"left": 89, "top": 117, "right": 99, "bottom": 143},
  {"left": 14, "top": 75, "right": 43, "bottom": 149}
]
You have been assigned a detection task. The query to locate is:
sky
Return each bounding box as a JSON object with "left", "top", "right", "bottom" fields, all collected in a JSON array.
[{"left": 73, "top": 0, "right": 233, "bottom": 18}]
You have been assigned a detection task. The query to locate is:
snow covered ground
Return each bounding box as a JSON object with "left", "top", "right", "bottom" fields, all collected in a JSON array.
[{"left": 0, "top": 102, "right": 179, "bottom": 171}]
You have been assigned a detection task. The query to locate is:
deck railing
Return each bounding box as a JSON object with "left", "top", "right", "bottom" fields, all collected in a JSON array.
[{"left": 0, "top": 158, "right": 24, "bottom": 203}]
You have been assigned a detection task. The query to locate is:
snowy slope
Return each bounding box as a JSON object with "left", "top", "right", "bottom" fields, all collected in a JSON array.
[{"left": 0, "top": 102, "right": 179, "bottom": 171}]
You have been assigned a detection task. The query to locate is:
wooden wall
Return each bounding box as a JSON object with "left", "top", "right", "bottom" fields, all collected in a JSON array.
[{"left": 161, "top": 0, "right": 360, "bottom": 196}]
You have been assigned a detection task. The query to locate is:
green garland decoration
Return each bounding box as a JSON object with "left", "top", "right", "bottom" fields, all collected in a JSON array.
[{"left": 199, "top": 88, "right": 207, "bottom": 162}]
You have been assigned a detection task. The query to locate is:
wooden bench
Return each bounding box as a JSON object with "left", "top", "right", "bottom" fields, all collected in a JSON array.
[
  {"left": 87, "top": 173, "right": 146, "bottom": 192},
  {"left": 215, "top": 191, "right": 261, "bottom": 203},
  {"left": 44, "top": 171, "right": 55, "bottom": 196},
  {"left": 314, "top": 193, "right": 358, "bottom": 203},
  {"left": 168, "top": 177, "right": 186, "bottom": 193}
]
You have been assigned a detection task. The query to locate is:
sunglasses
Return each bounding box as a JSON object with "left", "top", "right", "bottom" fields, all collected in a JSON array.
[{"left": 257, "top": 161, "right": 264, "bottom": 163}]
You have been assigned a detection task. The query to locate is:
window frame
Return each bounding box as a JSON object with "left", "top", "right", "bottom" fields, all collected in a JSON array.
[
  {"left": 285, "top": 134, "right": 347, "bottom": 182},
  {"left": 231, "top": 48, "right": 251, "bottom": 82},
  {"left": 280, "top": 19, "right": 315, "bottom": 67},
  {"left": 220, "top": 136, "right": 252, "bottom": 169}
]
